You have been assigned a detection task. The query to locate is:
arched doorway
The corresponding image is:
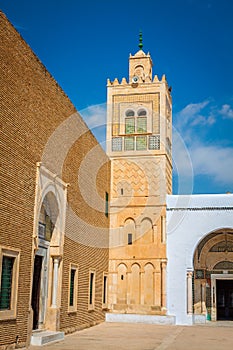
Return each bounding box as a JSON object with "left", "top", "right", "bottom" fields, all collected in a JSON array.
[
  {"left": 32, "top": 191, "right": 59, "bottom": 330},
  {"left": 193, "top": 229, "right": 233, "bottom": 321}
]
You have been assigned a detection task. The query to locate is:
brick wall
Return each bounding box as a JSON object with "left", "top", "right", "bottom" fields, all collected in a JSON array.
[{"left": 0, "top": 11, "right": 109, "bottom": 348}]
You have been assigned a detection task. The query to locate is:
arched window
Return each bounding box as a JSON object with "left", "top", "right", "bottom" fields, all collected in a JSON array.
[
  {"left": 138, "top": 109, "right": 147, "bottom": 116},
  {"left": 125, "top": 109, "right": 135, "bottom": 117},
  {"left": 125, "top": 108, "right": 147, "bottom": 135}
]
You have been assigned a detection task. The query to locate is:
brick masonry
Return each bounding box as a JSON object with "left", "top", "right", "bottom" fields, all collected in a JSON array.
[{"left": 0, "top": 11, "right": 109, "bottom": 348}]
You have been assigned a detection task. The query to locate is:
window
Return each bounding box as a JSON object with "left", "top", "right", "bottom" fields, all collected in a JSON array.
[
  {"left": 105, "top": 192, "right": 109, "bottom": 217},
  {"left": 136, "top": 136, "right": 147, "bottom": 150},
  {"left": 68, "top": 264, "right": 78, "bottom": 312},
  {"left": 0, "top": 248, "right": 20, "bottom": 319},
  {"left": 137, "top": 117, "right": 147, "bottom": 133},
  {"left": 125, "top": 108, "right": 147, "bottom": 135},
  {"left": 125, "top": 117, "right": 135, "bottom": 134},
  {"left": 138, "top": 109, "right": 147, "bottom": 116},
  {"left": 125, "top": 109, "right": 135, "bottom": 117},
  {"left": 102, "top": 273, "right": 108, "bottom": 308},
  {"left": 88, "top": 270, "right": 95, "bottom": 310},
  {"left": 128, "top": 233, "right": 133, "bottom": 245},
  {"left": 124, "top": 136, "right": 134, "bottom": 151},
  {"left": 112, "top": 137, "right": 122, "bottom": 151}
]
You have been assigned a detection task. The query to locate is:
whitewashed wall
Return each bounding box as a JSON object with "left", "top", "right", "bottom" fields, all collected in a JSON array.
[{"left": 166, "top": 194, "right": 233, "bottom": 325}]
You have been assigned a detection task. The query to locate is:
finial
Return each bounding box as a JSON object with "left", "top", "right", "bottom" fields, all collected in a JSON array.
[{"left": 138, "top": 30, "right": 143, "bottom": 50}]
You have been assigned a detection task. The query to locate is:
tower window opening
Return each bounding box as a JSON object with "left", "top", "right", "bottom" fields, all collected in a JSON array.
[{"left": 125, "top": 108, "right": 147, "bottom": 135}]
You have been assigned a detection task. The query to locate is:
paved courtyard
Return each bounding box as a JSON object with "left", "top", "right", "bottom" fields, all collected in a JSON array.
[{"left": 28, "top": 321, "right": 233, "bottom": 350}]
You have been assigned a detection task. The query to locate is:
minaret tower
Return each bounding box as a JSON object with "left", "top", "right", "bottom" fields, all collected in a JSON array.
[{"left": 106, "top": 33, "right": 172, "bottom": 315}]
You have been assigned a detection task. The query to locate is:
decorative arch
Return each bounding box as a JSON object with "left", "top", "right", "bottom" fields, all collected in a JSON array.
[
  {"left": 139, "top": 217, "right": 153, "bottom": 243},
  {"left": 130, "top": 263, "right": 140, "bottom": 304},
  {"left": 32, "top": 164, "right": 68, "bottom": 331},
  {"left": 144, "top": 263, "right": 154, "bottom": 305},
  {"left": 117, "top": 263, "right": 127, "bottom": 304},
  {"left": 124, "top": 218, "right": 136, "bottom": 245}
]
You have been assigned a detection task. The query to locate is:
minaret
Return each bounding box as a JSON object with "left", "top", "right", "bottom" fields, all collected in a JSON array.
[{"left": 106, "top": 33, "right": 172, "bottom": 315}]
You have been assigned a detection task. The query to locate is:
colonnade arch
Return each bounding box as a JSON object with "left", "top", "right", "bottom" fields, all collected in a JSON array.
[
  {"left": 193, "top": 228, "right": 233, "bottom": 321},
  {"left": 115, "top": 261, "right": 164, "bottom": 311}
]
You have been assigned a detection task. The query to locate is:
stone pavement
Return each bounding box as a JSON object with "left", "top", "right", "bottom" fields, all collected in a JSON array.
[{"left": 28, "top": 321, "right": 233, "bottom": 350}]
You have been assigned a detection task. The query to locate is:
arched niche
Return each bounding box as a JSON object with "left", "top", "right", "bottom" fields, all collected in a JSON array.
[
  {"left": 117, "top": 263, "right": 127, "bottom": 304},
  {"left": 123, "top": 218, "right": 136, "bottom": 245},
  {"left": 144, "top": 263, "right": 154, "bottom": 305},
  {"left": 130, "top": 263, "right": 140, "bottom": 304},
  {"left": 139, "top": 217, "right": 153, "bottom": 243}
]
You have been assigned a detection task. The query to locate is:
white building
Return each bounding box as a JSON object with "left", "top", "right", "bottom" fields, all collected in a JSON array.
[{"left": 167, "top": 194, "right": 233, "bottom": 324}]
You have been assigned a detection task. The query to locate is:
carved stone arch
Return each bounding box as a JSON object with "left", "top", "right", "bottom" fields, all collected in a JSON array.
[
  {"left": 213, "top": 261, "right": 233, "bottom": 270},
  {"left": 131, "top": 262, "right": 141, "bottom": 271},
  {"left": 195, "top": 229, "right": 233, "bottom": 268},
  {"left": 144, "top": 262, "right": 155, "bottom": 270},
  {"left": 123, "top": 217, "right": 136, "bottom": 245},
  {"left": 116, "top": 262, "right": 128, "bottom": 271},
  {"left": 38, "top": 184, "right": 63, "bottom": 251},
  {"left": 193, "top": 227, "right": 233, "bottom": 260},
  {"left": 134, "top": 64, "right": 144, "bottom": 79}
]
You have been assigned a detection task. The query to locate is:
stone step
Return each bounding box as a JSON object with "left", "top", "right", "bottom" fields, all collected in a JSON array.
[{"left": 31, "top": 330, "right": 64, "bottom": 346}]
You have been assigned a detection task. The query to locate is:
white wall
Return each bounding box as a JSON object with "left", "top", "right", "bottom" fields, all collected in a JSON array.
[{"left": 166, "top": 194, "right": 233, "bottom": 325}]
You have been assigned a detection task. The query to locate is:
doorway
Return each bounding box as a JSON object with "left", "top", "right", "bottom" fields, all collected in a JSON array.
[
  {"left": 31, "top": 255, "right": 43, "bottom": 329},
  {"left": 217, "top": 279, "right": 233, "bottom": 320}
]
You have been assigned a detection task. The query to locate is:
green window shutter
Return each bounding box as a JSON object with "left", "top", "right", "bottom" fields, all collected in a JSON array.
[
  {"left": 103, "top": 276, "right": 107, "bottom": 304},
  {"left": 89, "top": 273, "right": 94, "bottom": 304},
  {"left": 105, "top": 192, "right": 109, "bottom": 217},
  {"left": 69, "top": 269, "right": 76, "bottom": 306},
  {"left": 0, "top": 256, "right": 14, "bottom": 310}
]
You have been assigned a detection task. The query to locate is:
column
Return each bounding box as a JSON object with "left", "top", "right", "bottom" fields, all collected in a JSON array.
[
  {"left": 154, "top": 271, "right": 161, "bottom": 306},
  {"left": 161, "top": 216, "right": 166, "bottom": 243},
  {"left": 126, "top": 270, "right": 131, "bottom": 305},
  {"left": 140, "top": 269, "right": 145, "bottom": 305},
  {"left": 161, "top": 261, "right": 167, "bottom": 311},
  {"left": 187, "top": 271, "right": 193, "bottom": 314},
  {"left": 51, "top": 256, "right": 60, "bottom": 308}
]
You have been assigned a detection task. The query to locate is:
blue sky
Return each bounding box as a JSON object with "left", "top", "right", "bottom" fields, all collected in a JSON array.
[{"left": 1, "top": 0, "right": 233, "bottom": 194}]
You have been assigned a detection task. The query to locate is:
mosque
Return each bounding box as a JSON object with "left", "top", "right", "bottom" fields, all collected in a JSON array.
[{"left": 0, "top": 11, "right": 233, "bottom": 349}]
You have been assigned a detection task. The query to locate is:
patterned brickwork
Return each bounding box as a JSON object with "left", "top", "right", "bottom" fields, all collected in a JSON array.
[
  {"left": 60, "top": 237, "right": 109, "bottom": 333},
  {"left": 112, "top": 93, "right": 160, "bottom": 135},
  {"left": 0, "top": 11, "right": 109, "bottom": 348}
]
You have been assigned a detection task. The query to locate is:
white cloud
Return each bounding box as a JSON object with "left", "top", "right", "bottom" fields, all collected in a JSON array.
[
  {"left": 175, "top": 100, "right": 217, "bottom": 132},
  {"left": 79, "top": 103, "right": 107, "bottom": 150},
  {"left": 219, "top": 104, "right": 233, "bottom": 120},
  {"left": 191, "top": 144, "right": 233, "bottom": 185},
  {"left": 79, "top": 103, "right": 107, "bottom": 128},
  {"left": 173, "top": 101, "right": 233, "bottom": 189}
]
